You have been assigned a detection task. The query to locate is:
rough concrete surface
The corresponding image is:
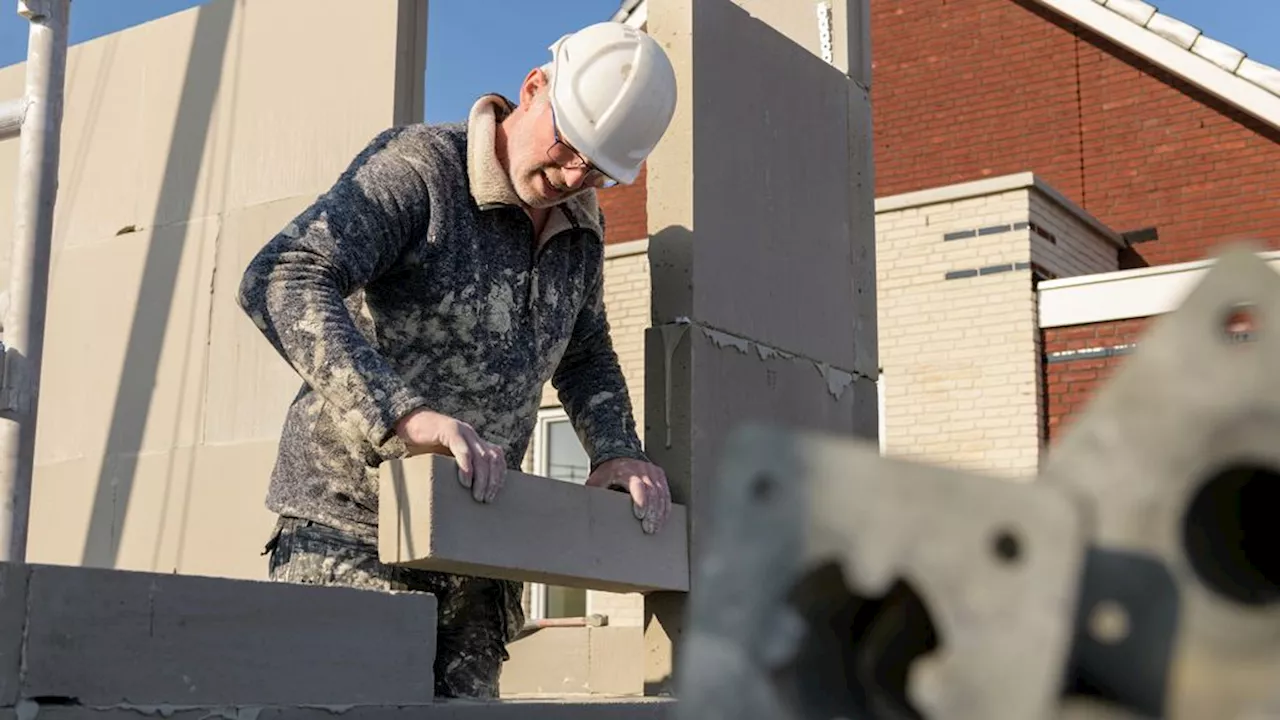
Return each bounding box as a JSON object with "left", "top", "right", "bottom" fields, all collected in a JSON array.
[
  {"left": 644, "top": 324, "right": 876, "bottom": 549},
  {"left": 0, "top": 565, "right": 26, "bottom": 707},
  {"left": 0, "top": 698, "right": 674, "bottom": 719},
  {"left": 379, "top": 455, "right": 689, "bottom": 593},
  {"left": 16, "top": 563, "right": 437, "bottom": 707}
]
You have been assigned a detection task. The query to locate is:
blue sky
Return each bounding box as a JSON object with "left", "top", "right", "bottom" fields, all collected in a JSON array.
[{"left": 0, "top": 1, "right": 1277, "bottom": 123}]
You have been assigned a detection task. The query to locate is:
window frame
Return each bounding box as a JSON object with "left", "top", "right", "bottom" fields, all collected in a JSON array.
[{"left": 527, "top": 406, "right": 593, "bottom": 621}]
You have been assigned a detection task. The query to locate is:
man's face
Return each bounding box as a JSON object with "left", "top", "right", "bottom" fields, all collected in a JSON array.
[{"left": 508, "top": 71, "right": 612, "bottom": 209}]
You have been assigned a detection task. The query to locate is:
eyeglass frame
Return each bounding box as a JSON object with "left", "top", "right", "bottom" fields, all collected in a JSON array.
[{"left": 545, "top": 103, "right": 618, "bottom": 189}]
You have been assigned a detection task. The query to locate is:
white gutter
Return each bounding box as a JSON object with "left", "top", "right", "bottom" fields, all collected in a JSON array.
[{"left": 1038, "top": 249, "right": 1280, "bottom": 328}]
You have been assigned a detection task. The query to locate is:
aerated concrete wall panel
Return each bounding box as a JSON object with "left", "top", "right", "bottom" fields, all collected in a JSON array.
[
  {"left": 641, "top": 0, "right": 878, "bottom": 694},
  {"left": 1, "top": 562, "right": 437, "bottom": 707},
  {"left": 0, "top": 0, "right": 427, "bottom": 577},
  {"left": 647, "top": 19, "right": 871, "bottom": 372}
]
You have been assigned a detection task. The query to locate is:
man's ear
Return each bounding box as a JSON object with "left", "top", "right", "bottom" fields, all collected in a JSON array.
[{"left": 519, "top": 68, "right": 548, "bottom": 106}]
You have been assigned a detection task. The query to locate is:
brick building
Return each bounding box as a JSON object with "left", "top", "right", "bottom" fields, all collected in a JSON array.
[{"left": 521, "top": 0, "right": 1280, "bottom": 625}]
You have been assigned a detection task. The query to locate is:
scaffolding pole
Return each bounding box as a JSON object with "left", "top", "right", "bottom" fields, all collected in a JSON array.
[{"left": 0, "top": 0, "right": 71, "bottom": 563}]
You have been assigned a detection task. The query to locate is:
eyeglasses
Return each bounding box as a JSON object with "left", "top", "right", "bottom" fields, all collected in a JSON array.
[{"left": 546, "top": 104, "right": 618, "bottom": 189}]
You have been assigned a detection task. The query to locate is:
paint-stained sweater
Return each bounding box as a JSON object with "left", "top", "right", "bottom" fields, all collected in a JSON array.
[{"left": 237, "top": 95, "right": 648, "bottom": 542}]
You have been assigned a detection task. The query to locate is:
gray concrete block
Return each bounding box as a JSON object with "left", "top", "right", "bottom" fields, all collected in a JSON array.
[
  {"left": 21, "top": 563, "right": 437, "bottom": 706},
  {"left": 644, "top": 324, "right": 877, "bottom": 551},
  {"left": 379, "top": 455, "right": 689, "bottom": 593},
  {"left": 0, "top": 564, "right": 29, "bottom": 707},
  {"left": 647, "top": 0, "right": 874, "bottom": 373},
  {"left": 18, "top": 698, "right": 674, "bottom": 719}
]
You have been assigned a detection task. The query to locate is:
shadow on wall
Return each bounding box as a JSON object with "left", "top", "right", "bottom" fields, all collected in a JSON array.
[{"left": 80, "top": 0, "right": 236, "bottom": 568}]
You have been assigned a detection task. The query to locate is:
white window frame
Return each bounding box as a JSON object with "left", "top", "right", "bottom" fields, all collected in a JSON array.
[{"left": 527, "top": 407, "right": 593, "bottom": 621}]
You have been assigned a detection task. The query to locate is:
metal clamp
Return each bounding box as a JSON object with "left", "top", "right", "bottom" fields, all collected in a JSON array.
[
  {"left": 17, "top": 0, "right": 56, "bottom": 20},
  {"left": 678, "top": 245, "right": 1280, "bottom": 719}
]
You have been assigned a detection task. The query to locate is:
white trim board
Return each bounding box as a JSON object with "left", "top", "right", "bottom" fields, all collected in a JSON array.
[
  {"left": 604, "top": 237, "right": 649, "bottom": 259},
  {"left": 1038, "top": 250, "right": 1280, "bottom": 328}
]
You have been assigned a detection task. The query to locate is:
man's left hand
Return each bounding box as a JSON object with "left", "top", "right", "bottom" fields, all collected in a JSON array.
[{"left": 586, "top": 458, "right": 672, "bottom": 535}]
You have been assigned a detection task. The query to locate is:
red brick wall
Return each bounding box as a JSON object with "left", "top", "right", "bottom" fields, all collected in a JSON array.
[
  {"left": 870, "top": 0, "right": 1280, "bottom": 266},
  {"left": 1041, "top": 317, "right": 1151, "bottom": 442},
  {"left": 597, "top": 163, "right": 648, "bottom": 244}
]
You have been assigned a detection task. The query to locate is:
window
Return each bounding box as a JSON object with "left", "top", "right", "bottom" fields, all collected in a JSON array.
[{"left": 528, "top": 408, "right": 591, "bottom": 620}]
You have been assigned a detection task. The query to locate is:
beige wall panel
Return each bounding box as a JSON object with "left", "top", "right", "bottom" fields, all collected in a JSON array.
[
  {"left": 25, "top": 458, "right": 98, "bottom": 567},
  {"left": 178, "top": 442, "right": 280, "bottom": 579},
  {"left": 40, "top": 33, "right": 149, "bottom": 255},
  {"left": 94, "top": 449, "right": 198, "bottom": 574},
  {"left": 35, "top": 219, "right": 219, "bottom": 465},
  {"left": 181, "top": 0, "right": 409, "bottom": 219},
  {"left": 0, "top": 0, "right": 424, "bottom": 575},
  {"left": 203, "top": 197, "right": 316, "bottom": 445}
]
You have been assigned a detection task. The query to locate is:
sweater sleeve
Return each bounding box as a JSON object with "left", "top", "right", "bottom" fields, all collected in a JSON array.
[
  {"left": 551, "top": 246, "right": 649, "bottom": 471},
  {"left": 237, "top": 127, "right": 430, "bottom": 454}
]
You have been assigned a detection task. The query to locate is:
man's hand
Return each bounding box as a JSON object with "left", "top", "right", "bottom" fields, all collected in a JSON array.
[
  {"left": 586, "top": 458, "right": 671, "bottom": 535},
  {"left": 396, "top": 409, "right": 506, "bottom": 503}
]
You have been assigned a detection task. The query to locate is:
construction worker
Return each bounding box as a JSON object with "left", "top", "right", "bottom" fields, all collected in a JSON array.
[{"left": 236, "top": 22, "right": 678, "bottom": 699}]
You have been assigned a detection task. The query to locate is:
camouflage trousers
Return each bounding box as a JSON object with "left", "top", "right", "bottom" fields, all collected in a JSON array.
[{"left": 263, "top": 516, "right": 525, "bottom": 699}]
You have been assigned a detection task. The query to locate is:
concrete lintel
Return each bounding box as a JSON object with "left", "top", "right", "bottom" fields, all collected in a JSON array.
[
  {"left": 19, "top": 563, "right": 438, "bottom": 706},
  {"left": 1, "top": 698, "right": 676, "bottom": 719},
  {"left": 378, "top": 454, "right": 690, "bottom": 593}
]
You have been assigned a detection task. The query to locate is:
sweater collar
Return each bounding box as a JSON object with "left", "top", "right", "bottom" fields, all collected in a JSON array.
[{"left": 465, "top": 94, "right": 603, "bottom": 242}]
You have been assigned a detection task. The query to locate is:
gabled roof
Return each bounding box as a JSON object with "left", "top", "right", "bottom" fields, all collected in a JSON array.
[{"left": 611, "top": 0, "right": 1280, "bottom": 131}]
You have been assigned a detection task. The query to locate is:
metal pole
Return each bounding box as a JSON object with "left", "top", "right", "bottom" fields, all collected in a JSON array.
[{"left": 0, "top": 0, "right": 71, "bottom": 563}]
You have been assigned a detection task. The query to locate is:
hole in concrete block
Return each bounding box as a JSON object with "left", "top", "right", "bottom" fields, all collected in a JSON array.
[
  {"left": 1183, "top": 462, "right": 1280, "bottom": 606},
  {"left": 1221, "top": 302, "right": 1259, "bottom": 344},
  {"left": 992, "top": 529, "right": 1022, "bottom": 564},
  {"left": 751, "top": 474, "right": 775, "bottom": 502},
  {"left": 778, "top": 561, "right": 940, "bottom": 719}
]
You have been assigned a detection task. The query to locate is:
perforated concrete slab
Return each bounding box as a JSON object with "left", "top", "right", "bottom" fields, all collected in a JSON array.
[
  {"left": 17, "top": 563, "right": 437, "bottom": 707},
  {"left": 379, "top": 455, "right": 689, "bottom": 593}
]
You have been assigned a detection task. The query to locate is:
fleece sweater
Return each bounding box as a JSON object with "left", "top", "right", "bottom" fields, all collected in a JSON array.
[{"left": 237, "top": 95, "right": 648, "bottom": 542}]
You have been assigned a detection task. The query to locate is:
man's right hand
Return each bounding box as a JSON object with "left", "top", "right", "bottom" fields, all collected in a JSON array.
[{"left": 395, "top": 409, "right": 507, "bottom": 504}]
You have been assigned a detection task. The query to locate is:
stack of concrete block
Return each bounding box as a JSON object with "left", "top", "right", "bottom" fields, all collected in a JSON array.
[
  {"left": 0, "top": 563, "right": 673, "bottom": 718},
  {"left": 640, "top": 0, "right": 879, "bottom": 694}
]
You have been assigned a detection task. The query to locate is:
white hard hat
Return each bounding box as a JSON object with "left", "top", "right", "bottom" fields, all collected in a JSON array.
[{"left": 546, "top": 22, "right": 678, "bottom": 185}]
